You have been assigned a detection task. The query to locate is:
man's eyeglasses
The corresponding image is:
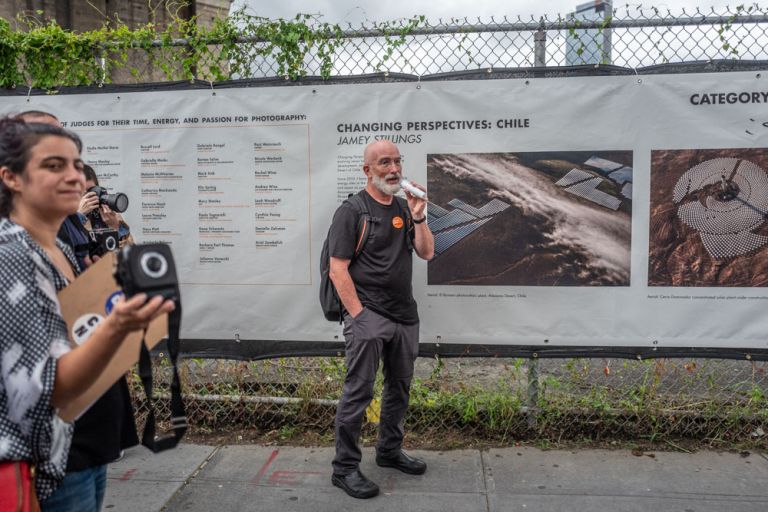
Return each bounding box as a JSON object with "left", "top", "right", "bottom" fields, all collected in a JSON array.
[{"left": 373, "top": 157, "right": 403, "bottom": 167}]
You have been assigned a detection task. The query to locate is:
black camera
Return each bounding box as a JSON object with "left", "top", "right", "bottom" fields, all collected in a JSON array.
[
  {"left": 114, "top": 243, "right": 179, "bottom": 301},
  {"left": 87, "top": 185, "right": 129, "bottom": 228},
  {"left": 88, "top": 228, "right": 119, "bottom": 257},
  {"left": 88, "top": 186, "right": 129, "bottom": 213}
]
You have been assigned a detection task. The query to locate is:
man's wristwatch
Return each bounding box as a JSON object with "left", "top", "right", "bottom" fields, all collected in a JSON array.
[{"left": 413, "top": 216, "right": 426, "bottom": 224}]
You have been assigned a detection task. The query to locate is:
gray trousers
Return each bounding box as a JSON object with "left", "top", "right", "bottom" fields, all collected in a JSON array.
[{"left": 332, "top": 307, "right": 419, "bottom": 475}]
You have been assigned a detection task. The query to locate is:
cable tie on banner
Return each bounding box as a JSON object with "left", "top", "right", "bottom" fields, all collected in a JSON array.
[
  {"left": 416, "top": 74, "right": 421, "bottom": 90},
  {"left": 26, "top": 85, "right": 32, "bottom": 102},
  {"left": 208, "top": 80, "right": 215, "bottom": 96}
]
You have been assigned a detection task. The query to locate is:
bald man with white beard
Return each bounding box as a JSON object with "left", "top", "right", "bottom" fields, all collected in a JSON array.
[{"left": 327, "top": 140, "right": 434, "bottom": 499}]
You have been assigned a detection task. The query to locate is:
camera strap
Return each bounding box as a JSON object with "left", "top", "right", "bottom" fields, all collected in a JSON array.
[{"left": 137, "top": 304, "right": 187, "bottom": 452}]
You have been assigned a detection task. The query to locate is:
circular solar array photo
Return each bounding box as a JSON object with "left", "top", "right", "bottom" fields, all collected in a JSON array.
[{"left": 673, "top": 158, "right": 768, "bottom": 259}]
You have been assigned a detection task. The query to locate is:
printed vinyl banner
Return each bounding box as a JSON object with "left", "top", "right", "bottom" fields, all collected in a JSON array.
[{"left": 3, "top": 71, "right": 768, "bottom": 349}]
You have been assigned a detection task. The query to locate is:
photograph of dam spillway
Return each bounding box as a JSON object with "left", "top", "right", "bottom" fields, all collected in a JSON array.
[{"left": 426, "top": 151, "right": 632, "bottom": 286}]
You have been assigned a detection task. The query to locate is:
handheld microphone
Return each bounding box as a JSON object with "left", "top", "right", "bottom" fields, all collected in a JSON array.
[{"left": 400, "top": 178, "right": 427, "bottom": 199}]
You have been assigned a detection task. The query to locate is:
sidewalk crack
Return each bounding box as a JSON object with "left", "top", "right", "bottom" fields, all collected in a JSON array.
[
  {"left": 161, "top": 445, "right": 222, "bottom": 511},
  {"left": 480, "top": 450, "right": 498, "bottom": 512}
]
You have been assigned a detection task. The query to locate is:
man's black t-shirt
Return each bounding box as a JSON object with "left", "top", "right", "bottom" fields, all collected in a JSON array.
[{"left": 328, "top": 190, "right": 418, "bottom": 325}]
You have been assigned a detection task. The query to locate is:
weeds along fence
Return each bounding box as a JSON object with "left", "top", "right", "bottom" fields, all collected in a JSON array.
[
  {"left": 134, "top": 356, "right": 768, "bottom": 448},
  {"left": 17, "top": 5, "right": 767, "bottom": 447}
]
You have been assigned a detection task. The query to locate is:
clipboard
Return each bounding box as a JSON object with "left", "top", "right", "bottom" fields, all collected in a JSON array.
[{"left": 57, "top": 252, "right": 168, "bottom": 422}]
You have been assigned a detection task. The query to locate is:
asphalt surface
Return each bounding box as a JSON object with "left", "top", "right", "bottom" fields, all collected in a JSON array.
[{"left": 103, "top": 443, "right": 768, "bottom": 511}]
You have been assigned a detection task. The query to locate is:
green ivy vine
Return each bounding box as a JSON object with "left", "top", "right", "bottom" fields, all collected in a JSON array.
[{"left": 0, "top": 8, "right": 426, "bottom": 90}]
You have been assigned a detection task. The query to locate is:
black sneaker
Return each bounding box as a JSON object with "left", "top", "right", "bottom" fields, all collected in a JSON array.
[
  {"left": 375, "top": 450, "right": 427, "bottom": 475},
  {"left": 331, "top": 470, "right": 379, "bottom": 499}
]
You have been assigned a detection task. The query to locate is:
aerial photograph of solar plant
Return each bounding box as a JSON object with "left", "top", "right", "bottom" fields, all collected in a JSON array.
[
  {"left": 648, "top": 148, "right": 768, "bottom": 287},
  {"left": 426, "top": 151, "right": 633, "bottom": 286}
]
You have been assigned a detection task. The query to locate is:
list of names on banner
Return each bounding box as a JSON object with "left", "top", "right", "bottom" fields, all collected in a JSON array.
[{"left": 81, "top": 122, "right": 311, "bottom": 285}]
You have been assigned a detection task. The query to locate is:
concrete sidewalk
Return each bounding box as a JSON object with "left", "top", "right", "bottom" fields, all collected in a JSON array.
[{"left": 103, "top": 443, "right": 768, "bottom": 511}]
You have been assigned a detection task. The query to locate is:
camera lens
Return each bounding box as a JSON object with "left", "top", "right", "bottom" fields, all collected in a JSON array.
[
  {"left": 140, "top": 251, "right": 168, "bottom": 279},
  {"left": 105, "top": 235, "right": 117, "bottom": 252},
  {"left": 104, "top": 192, "right": 129, "bottom": 213}
]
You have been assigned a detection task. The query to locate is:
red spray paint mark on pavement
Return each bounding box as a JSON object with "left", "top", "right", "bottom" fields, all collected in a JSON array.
[
  {"left": 253, "top": 449, "right": 280, "bottom": 484},
  {"left": 120, "top": 469, "right": 137, "bottom": 481}
]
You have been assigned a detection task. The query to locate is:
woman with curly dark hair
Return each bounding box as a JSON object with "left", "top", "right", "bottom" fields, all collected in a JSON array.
[{"left": 0, "top": 116, "right": 174, "bottom": 510}]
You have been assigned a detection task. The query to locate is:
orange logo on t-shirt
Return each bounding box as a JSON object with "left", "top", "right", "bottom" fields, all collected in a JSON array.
[{"left": 392, "top": 216, "right": 404, "bottom": 229}]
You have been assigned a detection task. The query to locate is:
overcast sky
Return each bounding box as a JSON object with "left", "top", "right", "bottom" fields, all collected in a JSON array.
[{"left": 230, "top": 1, "right": 742, "bottom": 25}]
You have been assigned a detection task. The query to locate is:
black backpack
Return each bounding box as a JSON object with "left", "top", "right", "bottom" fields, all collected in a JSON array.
[{"left": 319, "top": 191, "right": 413, "bottom": 322}]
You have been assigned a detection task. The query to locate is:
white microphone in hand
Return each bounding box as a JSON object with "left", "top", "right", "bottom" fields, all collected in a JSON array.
[{"left": 400, "top": 178, "right": 427, "bottom": 199}]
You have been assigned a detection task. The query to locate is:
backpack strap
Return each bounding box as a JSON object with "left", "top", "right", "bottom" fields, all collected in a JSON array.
[{"left": 346, "top": 192, "right": 373, "bottom": 260}]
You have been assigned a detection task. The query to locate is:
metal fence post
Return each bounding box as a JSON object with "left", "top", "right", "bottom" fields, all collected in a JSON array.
[
  {"left": 95, "top": 45, "right": 107, "bottom": 87},
  {"left": 534, "top": 21, "right": 547, "bottom": 67},
  {"left": 527, "top": 355, "right": 539, "bottom": 430}
]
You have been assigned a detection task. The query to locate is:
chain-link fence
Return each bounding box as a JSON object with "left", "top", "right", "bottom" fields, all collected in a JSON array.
[
  {"left": 116, "top": 6, "right": 768, "bottom": 449},
  {"left": 115, "top": 6, "right": 768, "bottom": 82},
  {"left": 290, "top": 10, "right": 768, "bottom": 76}
]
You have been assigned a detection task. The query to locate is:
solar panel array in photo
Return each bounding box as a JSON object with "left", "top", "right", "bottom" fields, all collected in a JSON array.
[
  {"left": 434, "top": 218, "right": 492, "bottom": 255},
  {"left": 429, "top": 209, "right": 479, "bottom": 233},
  {"left": 562, "top": 177, "right": 623, "bottom": 210},
  {"left": 427, "top": 202, "right": 450, "bottom": 220},
  {"left": 554, "top": 157, "right": 630, "bottom": 211},
  {"left": 555, "top": 168, "right": 595, "bottom": 187},
  {"left": 609, "top": 167, "right": 634, "bottom": 185},
  {"left": 584, "top": 156, "right": 625, "bottom": 173},
  {"left": 430, "top": 197, "right": 511, "bottom": 256},
  {"left": 673, "top": 158, "right": 768, "bottom": 259},
  {"left": 448, "top": 198, "right": 511, "bottom": 218}
]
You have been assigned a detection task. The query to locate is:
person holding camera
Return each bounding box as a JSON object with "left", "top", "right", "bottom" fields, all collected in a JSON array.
[
  {"left": 58, "top": 164, "right": 131, "bottom": 270},
  {"left": 0, "top": 115, "right": 174, "bottom": 510}
]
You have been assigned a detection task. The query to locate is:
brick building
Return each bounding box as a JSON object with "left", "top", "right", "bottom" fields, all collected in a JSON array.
[
  {"left": 0, "top": 1, "right": 232, "bottom": 31},
  {"left": 1, "top": 1, "right": 233, "bottom": 83}
]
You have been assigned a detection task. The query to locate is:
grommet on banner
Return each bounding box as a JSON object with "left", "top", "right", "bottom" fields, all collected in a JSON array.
[{"left": 416, "top": 75, "right": 421, "bottom": 90}]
